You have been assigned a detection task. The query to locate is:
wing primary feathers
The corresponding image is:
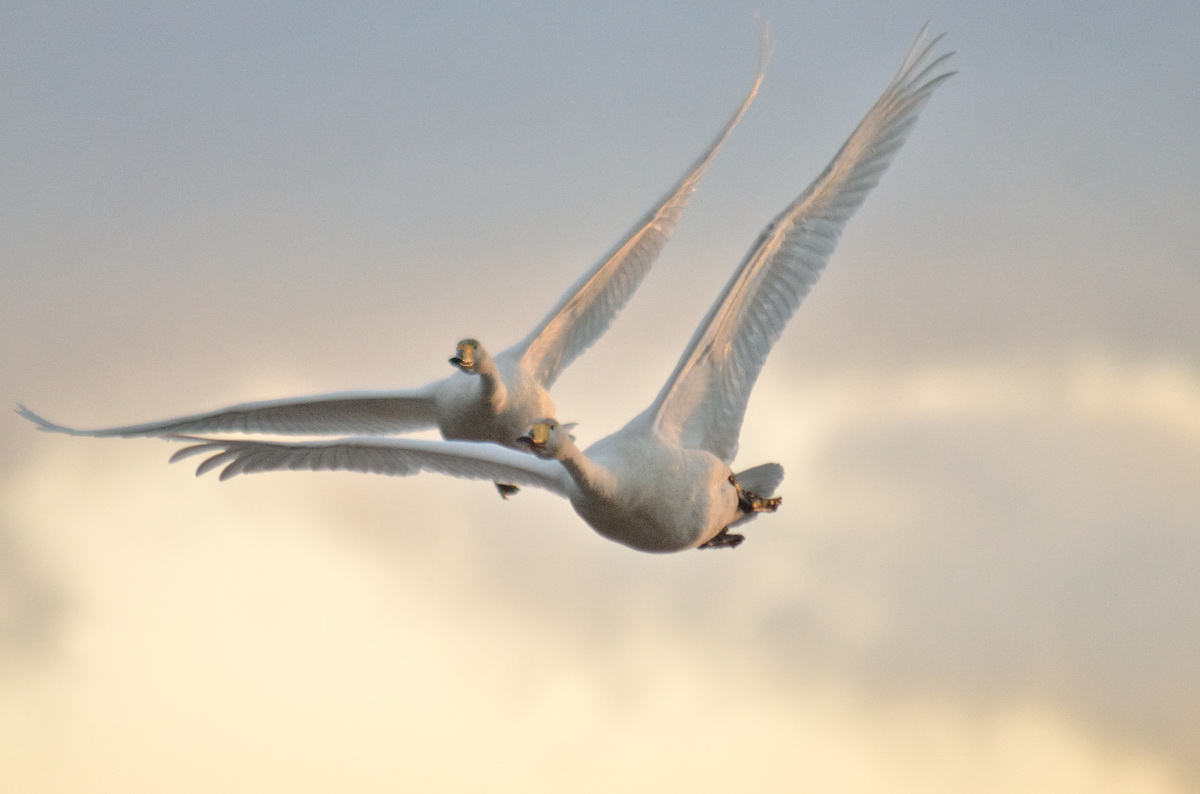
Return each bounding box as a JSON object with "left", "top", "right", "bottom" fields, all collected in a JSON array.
[
  {"left": 166, "top": 435, "right": 573, "bottom": 496},
  {"left": 168, "top": 442, "right": 218, "bottom": 464},
  {"left": 197, "top": 450, "right": 239, "bottom": 477},
  {"left": 645, "top": 29, "right": 955, "bottom": 463},
  {"left": 511, "top": 24, "right": 770, "bottom": 387},
  {"left": 15, "top": 389, "right": 440, "bottom": 439}
]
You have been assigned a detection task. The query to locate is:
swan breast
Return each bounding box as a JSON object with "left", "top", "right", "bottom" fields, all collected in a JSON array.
[{"left": 574, "top": 437, "right": 738, "bottom": 553}]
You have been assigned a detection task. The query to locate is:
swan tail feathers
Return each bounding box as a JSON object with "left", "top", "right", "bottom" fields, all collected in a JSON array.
[{"left": 734, "top": 462, "right": 784, "bottom": 497}]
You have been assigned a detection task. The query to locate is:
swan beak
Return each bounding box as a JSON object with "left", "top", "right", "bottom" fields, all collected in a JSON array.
[
  {"left": 449, "top": 342, "right": 476, "bottom": 370},
  {"left": 517, "top": 421, "right": 551, "bottom": 454}
]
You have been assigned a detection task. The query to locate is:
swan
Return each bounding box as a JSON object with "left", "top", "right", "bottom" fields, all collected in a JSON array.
[
  {"left": 16, "top": 32, "right": 769, "bottom": 501},
  {"left": 164, "top": 30, "right": 954, "bottom": 552}
]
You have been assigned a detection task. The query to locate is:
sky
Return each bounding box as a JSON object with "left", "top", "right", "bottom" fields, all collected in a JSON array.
[{"left": 2, "top": 1, "right": 1199, "bottom": 791}]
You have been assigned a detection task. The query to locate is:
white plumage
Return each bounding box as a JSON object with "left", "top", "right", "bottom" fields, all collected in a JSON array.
[
  {"left": 18, "top": 38, "right": 768, "bottom": 456},
  {"left": 164, "top": 30, "right": 955, "bottom": 553}
]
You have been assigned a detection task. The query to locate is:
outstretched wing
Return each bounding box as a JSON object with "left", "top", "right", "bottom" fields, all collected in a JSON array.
[
  {"left": 168, "top": 434, "right": 574, "bottom": 496},
  {"left": 508, "top": 25, "right": 771, "bottom": 388},
  {"left": 17, "top": 385, "right": 440, "bottom": 438},
  {"left": 647, "top": 28, "right": 955, "bottom": 463}
]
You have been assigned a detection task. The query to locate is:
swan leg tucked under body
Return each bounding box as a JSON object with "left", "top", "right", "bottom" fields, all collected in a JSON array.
[
  {"left": 15, "top": 33, "right": 770, "bottom": 497},
  {"left": 154, "top": 30, "right": 954, "bottom": 553},
  {"left": 494, "top": 483, "right": 522, "bottom": 499},
  {"left": 732, "top": 474, "right": 783, "bottom": 516},
  {"left": 699, "top": 475, "right": 783, "bottom": 549},
  {"left": 700, "top": 530, "right": 745, "bottom": 550}
]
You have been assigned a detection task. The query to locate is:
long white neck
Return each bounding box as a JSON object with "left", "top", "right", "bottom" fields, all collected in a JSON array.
[
  {"left": 553, "top": 436, "right": 615, "bottom": 497},
  {"left": 473, "top": 351, "right": 507, "bottom": 410}
]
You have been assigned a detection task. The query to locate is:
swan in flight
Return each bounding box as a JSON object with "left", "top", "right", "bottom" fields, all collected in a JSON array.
[
  {"left": 17, "top": 34, "right": 769, "bottom": 499},
  {"left": 164, "top": 30, "right": 954, "bottom": 552}
]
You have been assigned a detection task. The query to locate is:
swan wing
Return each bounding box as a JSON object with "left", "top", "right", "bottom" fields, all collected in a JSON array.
[
  {"left": 168, "top": 434, "right": 574, "bottom": 495},
  {"left": 648, "top": 29, "right": 954, "bottom": 462},
  {"left": 508, "top": 27, "right": 770, "bottom": 387},
  {"left": 17, "top": 385, "right": 440, "bottom": 438}
]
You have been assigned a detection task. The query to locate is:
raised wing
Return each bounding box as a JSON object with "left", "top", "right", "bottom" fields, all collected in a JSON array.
[
  {"left": 509, "top": 26, "right": 771, "bottom": 388},
  {"left": 648, "top": 29, "right": 955, "bottom": 463},
  {"left": 168, "top": 434, "right": 573, "bottom": 496},
  {"left": 16, "top": 386, "right": 440, "bottom": 438}
]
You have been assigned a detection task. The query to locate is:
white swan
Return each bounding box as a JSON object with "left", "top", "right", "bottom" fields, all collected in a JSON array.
[
  {"left": 165, "top": 30, "right": 954, "bottom": 552},
  {"left": 16, "top": 36, "right": 769, "bottom": 477}
]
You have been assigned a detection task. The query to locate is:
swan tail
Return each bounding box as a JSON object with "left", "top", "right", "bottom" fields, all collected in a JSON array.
[
  {"left": 734, "top": 462, "right": 784, "bottom": 497},
  {"left": 727, "top": 462, "right": 784, "bottom": 529}
]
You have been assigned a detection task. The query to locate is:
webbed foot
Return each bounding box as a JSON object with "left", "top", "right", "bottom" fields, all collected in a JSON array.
[
  {"left": 699, "top": 528, "right": 745, "bottom": 549},
  {"left": 745, "top": 494, "right": 781, "bottom": 513},
  {"left": 495, "top": 482, "right": 520, "bottom": 500},
  {"left": 730, "top": 475, "right": 782, "bottom": 514}
]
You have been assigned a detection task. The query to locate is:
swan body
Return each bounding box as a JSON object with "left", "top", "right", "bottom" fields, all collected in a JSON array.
[
  {"left": 164, "top": 30, "right": 954, "bottom": 553},
  {"left": 17, "top": 39, "right": 768, "bottom": 453},
  {"left": 432, "top": 342, "right": 556, "bottom": 445},
  {"left": 552, "top": 428, "right": 745, "bottom": 551}
]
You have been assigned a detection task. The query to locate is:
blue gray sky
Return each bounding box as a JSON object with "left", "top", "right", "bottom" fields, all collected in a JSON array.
[{"left": 3, "top": 2, "right": 1199, "bottom": 791}]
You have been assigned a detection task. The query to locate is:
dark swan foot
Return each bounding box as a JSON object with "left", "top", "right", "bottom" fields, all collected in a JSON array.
[
  {"left": 699, "top": 528, "right": 745, "bottom": 549},
  {"left": 495, "top": 482, "right": 521, "bottom": 500},
  {"left": 730, "top": 475, "right": 782, "bottom": 514}
]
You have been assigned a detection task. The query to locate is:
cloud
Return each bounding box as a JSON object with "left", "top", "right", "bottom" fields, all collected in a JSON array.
[
  {"left": 732, "top": 355, "right": 1200, "bottom": 773},
  {"left": 0, "top": 433, "right": 1190, "bottom": 792},
  {"left": 4, "top": 4, "right": 1199, "bottom": 789},
  {"left": 0, "top": 518, "right": 69, "bottom": 669}
]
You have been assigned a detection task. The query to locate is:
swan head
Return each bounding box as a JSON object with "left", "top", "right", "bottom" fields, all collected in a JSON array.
[
  {"left": 449, "top": 339, "right": 483, "bottom": 372},
  {"left": 516, "top": 418, "right": 576, "bottom": 459}
]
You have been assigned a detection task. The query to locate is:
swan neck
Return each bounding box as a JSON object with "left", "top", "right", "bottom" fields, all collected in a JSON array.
[
  {"left": 475, "top": 353, "right": 506, "bottom": 407},
  {"left": 556, "top": 439, "right": 611, "bottom": 495}
]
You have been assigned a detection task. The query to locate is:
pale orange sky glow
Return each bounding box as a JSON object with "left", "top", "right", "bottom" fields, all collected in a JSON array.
[{"left": 3, "top": 2, "right": 1199, "bottom": 792}]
